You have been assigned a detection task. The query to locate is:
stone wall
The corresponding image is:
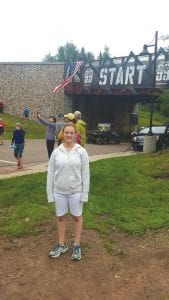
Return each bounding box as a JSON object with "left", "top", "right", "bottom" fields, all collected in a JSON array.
[{"left": 0, "top": 62, "right": 65, "bottom": 119}]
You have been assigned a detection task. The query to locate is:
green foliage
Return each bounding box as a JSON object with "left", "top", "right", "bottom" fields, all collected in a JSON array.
[
  {"left": 43, "top": 53, "right": 57, "bottom": 62},
  {"left": 138, "top": 104, "right": 169, "bottom": 127},
  {"left": 1, "top": 113, "right": 45, "bottom": 140},
  {"left": 159, "top": 90, "right": 169, "bottom": 117},
  {"left": 56, "top": 42, "right": 79, "bottom": 62},
  {"left": 99, "top": 46, "right": 111, "bottom": 61},
  {"left": 1, "top": 151, "right": 169, "bottom": 236},
  {"left": 138, "top": 89, "right": 169, "bottom": 126},
  {"left": 43, "top": 42, "right": 95, "bottom": 62}
]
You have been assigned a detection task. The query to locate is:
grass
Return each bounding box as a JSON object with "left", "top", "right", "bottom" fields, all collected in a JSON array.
[
  {"left": 0, "top": 113, "right": 45, "bottom": 139},
  {"left": 0, "top": 151, "right": 169, "bottom": 236},
  {"left": 0, "top": 173, "right": 52, "bottom": 235},
  {"left": 138, "top": 106, "right": 169, "bottom": 128},
  {"left": 86, "top": 151, "right": 169, "bottom": 235}
]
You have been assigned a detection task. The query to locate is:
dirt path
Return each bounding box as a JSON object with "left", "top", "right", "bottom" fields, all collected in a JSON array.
[{"left": 0, "top": 219, "right": 169, "bottom": 300}]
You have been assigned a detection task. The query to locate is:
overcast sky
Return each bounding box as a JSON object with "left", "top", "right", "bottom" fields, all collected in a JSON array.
[{"left": 0, "top": 0, "right": 169, "bottom": 62}]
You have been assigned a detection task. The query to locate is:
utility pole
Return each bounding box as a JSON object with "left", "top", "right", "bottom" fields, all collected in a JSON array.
[
  {"left": 148, "top": 31, "right": 158, "bottom": 135},
  {"left": 143, "top": 31, "right": 158, "bottom": 153}
]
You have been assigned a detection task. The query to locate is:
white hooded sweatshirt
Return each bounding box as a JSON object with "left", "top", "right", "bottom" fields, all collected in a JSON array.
[{"left": 47, "top": 143, "right": 90, "bottom": 203}]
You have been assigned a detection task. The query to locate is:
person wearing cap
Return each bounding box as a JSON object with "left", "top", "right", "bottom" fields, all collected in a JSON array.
[
  {"left": 56, "top": 113, "right": 65, "bottom": 145},
  {"left": 64, "top": 113, "right": 75, "bottom": 122},
  {"left": 74, "top": 111, "right": 87, "bottom": 147},
  {"left": 58, "top": 113, "right": 81, "bottom": 145},
  {"left": 56, "top": 113, "right": 65, "bottom": 129},
  {"left": 0, "top": 118, "right": 5, "bottom": 145},
  {"left": 57, "top": 113, "right": 75, "bottom": 145},
  {"left": 11, "top": 123, "right": 25, "bottom": 169}
]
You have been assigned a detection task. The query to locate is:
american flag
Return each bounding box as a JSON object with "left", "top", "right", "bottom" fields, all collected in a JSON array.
[{"left": 52, "top": 61, "right": 83, "bottom": 94}]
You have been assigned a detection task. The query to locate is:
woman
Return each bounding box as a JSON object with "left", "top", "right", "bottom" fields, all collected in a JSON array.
[
  {"left": 47, "top": 123, "right": 90, "bottom": 261},
  {"left": 11, "top": 123, "right": 25, "bottom": 169}
]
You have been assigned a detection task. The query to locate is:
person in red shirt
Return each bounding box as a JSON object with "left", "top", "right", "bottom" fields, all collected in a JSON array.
[{"left": 0, "top": 118, "right": 5, "bottom": 145}]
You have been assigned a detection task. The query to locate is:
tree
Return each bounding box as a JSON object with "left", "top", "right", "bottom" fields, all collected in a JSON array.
[
  {"left": 159, "top": 90, "right": 169, "bottom": 117},
  {"left": 102, "top": 46, "right": 111, "bottom": 60},
  {"left": 56, "top": 42, "right": 79, "bottom": 62},
  {"left": 78, "top": 47, "right": 87, "bottom": 61},
  {"left": 43, "top": 53, "right": 57, "bottom": 62},
  {"left": 43, "top": 42, "right": 95, "bottom": 63},
  {"left": 97, "top": 51, "right": 103, "bottom": 60},
  {"left": 56, "top": 46, "right": 65, "bottom": 62},
  {"left": 86, "top": 51, "right": 95, "bottom": 62}
]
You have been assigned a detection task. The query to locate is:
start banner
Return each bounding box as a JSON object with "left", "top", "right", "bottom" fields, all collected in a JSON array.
[{"left": 81, "top": 51, "right": 169, "bottom": 89}]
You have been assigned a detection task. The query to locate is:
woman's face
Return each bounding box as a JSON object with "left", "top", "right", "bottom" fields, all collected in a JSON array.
[{"left": 63, "top": 126, "right": 76, "bottom": 143}]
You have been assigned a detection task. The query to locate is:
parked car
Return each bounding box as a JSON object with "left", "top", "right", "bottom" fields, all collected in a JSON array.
[
  {"left": 131, "top": 125, "right": 169, "bottom": 151},
  {"left": 87, "top": 123, "right": 120, "bottom": 145}
]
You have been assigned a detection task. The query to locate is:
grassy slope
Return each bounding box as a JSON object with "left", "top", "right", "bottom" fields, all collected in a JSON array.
[
  {"left": 1, "top": 113, "right": 45, "bottom": 139},
  {"left": 138, "top": 106, "right": 169, "bottom": 128}
]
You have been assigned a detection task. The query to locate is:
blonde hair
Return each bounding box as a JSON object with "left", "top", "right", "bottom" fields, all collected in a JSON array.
[
  {"left": 16, "top": 122, "right": 22, "bottom": 128},
  {"left": 62, "top": 122, "right": 76, "bottom": 133}
]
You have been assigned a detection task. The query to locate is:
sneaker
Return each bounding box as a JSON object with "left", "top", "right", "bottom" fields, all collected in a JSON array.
[
  {"left": 49, "top": 243, "right": 68, "bottom": 258},
  {"left": 71, "top": 245, "right": 81, "bottom": 261}
]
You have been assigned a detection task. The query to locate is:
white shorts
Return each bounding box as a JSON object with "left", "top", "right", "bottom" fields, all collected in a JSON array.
[{"left": 53, "top": 192, "right": 83, "bottom": 217}]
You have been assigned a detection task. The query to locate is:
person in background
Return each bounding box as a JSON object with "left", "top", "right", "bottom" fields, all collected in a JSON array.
[
  {"left": 23, "top": 107, "right": 30, "bottom": 120},
  {"left": 74, "top": 111, "right": 87, "bottom": 147},
  {"left": 64, "top": 113, "right": 81, "bottom": 144},
  {"left": 0, "top": 118, "right": 5, "bottom": 145},
  {"left": 37, "top": 112, "right": 58, "bottom": 159},
  {"left": 57, "top": 113, "right": 79, "bottom": 145},
  {"left": 0, "top": 100, "right": 4, "bottom": 113},
  {"left": 11, "top": 123, "right": 25, "bottom": 169},
  {"left": 47, "top": 123, "right": 90, "bottom": 261},
  {"left": 56, "top": 113, "right": 65, "bottom": 146},
  {"left": 57, "top": 113, "right": 65, "bottom": 122}
]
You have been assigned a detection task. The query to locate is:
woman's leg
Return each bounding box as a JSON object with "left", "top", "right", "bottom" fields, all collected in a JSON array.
[
  {"left": 49, "top": 214, "right": 68, "bottom": 258},
  {"left": 68, "top": 193, "right": 83, "bottom": 260},
  {"left": 71, "top": 215, "right": 83, "bottom": 260},
  {"left": 72, "top": 215, "right": 83, "bottom": 245},
  {"left": 57, "top": 215, "right": 67, "bottom": 245},
  {"left": 48, "top": 194, "right": 69, "bottom": 258}
]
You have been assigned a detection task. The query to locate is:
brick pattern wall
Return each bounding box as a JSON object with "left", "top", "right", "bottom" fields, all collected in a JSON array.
[{"left": 0, "top": 63, "right": 65, "bottom": 119}]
